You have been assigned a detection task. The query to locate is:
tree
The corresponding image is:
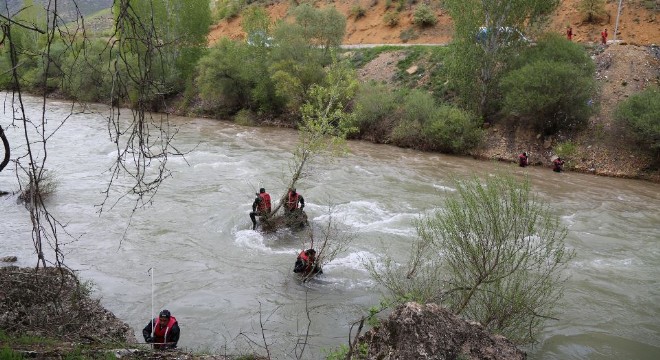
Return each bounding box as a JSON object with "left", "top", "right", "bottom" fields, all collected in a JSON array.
[
  {"left": 614, "top": 86, "right": 660, "bottom": 155},
  {"left": 369, "top": 174, "right": 575, "bottom": 343},
  {"left": 444, "top": 0, "right": 559, "bottom": 117},
  {"left": 268, "top": 59, "right": 358, "bottom": 220}
]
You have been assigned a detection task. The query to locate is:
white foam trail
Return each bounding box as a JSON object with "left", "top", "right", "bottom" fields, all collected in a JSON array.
[
  {"left": 432, "top": 184, "right": 456, "bottom": 192},
  {"left": 324, "top": 251, "right": 378, "bottom": 272}
]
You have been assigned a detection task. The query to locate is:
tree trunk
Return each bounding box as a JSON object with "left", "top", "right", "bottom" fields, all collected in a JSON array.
[{"left": 0, "top": 127, "right": 9, "bottom": 172}]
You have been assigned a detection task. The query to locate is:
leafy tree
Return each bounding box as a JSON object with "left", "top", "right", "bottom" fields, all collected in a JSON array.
[
  {"left": 269, "top": 4, "right": 346, "bottom": 113},
  {"left": 369, "top": 174, "right": 575, "bottom": 343},
  {"left": 444, "top": 0, "right": 559, "bottom": 117},
  {"left": 615, "top": 86, "right": 660, "bottom": 154}
]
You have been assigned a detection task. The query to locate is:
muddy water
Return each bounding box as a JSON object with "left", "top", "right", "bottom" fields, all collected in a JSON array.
[{"left": 1, "top": 96, "right": 658, "bottom": 359}]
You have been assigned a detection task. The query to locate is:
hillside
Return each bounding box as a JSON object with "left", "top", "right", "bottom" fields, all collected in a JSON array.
[
  {"left": 208, "top": 0, "right": 660, "bottom": 46},
  {"left": 208, "top": 0, "right": 660, "bottom": 181}
]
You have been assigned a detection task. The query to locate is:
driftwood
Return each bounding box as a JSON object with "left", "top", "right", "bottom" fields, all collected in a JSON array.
[{"left": 257, "top": 209, "right": 308, "bottom": 232}]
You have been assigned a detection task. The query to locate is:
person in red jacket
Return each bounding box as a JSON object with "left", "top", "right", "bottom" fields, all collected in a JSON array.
[
  {"left": 285, "top": 188, "right": 305, "bottom": 213},
  {"left": 566, "top": 26, "right": 573, "bottom": 41},
  {"left": 601, "top": 28, "right": 608, "bottom": 45},
  {"left": 294, "top": 248, "right": 322, "bottom": 275},
  {"left": 518, "top": 152, "right": 529, "bottom": 167},
  {"left": 250, "top": 188, "right": 272, "bottom": 230},
  {"left": 552, "top": 157, "right": 565, "bottom": 173},
  {"left": 143, "top": 309, "right": 180, "bottom": 350}
]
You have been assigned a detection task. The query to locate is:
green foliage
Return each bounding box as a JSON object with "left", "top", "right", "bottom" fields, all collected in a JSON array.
[
  {"left": 500, "top": 59, "right": 597, "bottom": 134},
  {"left": 215, "top": 0, "right": 244, "bottom": 20},
  {"left": 234, "top": 109, "right": 258, "bottom": 126},
  {"left": 323, "top": 343, "right": 368, "bottom": 360},
  {"left": 241, "top": 6, "right": 271, "bottom": 41},
  {"left": 399, "top": 28, "right": 419, "bottom": 42},
  {"left": 444, "top": 0, "right": 561, "bottom": 116},
  {"left": 390, "top": 90, "right": 482, "bottom": 153},
  {"left": 352, "top": 82, "right": 399, "bottom": 138},
  {"left": 196, "top": 39, "right": 283, "bottom": 115},
  {"left": 578, "top": 0, "right": 608, "bottom": 23},
  {"left": 371, "top": 174, "right": 575, "bottom": 344},
  {"left": 554, "top": 140, "right": 578, "bottom": 162},
  {"left": 413, "top": 4, "right": 438, "bottom": 27},
  {"left": 60, "top": 39, "right": 116, "bottom": 103},
  {"left": 0, "top": 346, "right": 23, "bottom": 360},
  {"left": 614, "top": 86, "right": 660, "bottom": 153},
  {"left": 351, "top": 5, "right": 367, "bottom": 18},
  {"left": 383, "top": 11, "right": 400, "bottom": 26}
]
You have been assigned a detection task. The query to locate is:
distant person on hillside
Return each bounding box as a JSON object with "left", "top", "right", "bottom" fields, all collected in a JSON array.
[
  {"left": 552, "top": 157, "right": 565, "bottom": 173},
  {"left": 566, "top": 26, "right": 573, "bottom": 41},
  {"left": 601, "top": 28, "right": 608, "bottom": 45},
  {"left": 250, "top": 188, "right": 272, "bottom": 230},
  {"left": 518, "top": 152, "right": 529, "bottom": 167},
  {"left": 143, "top": 309, "right": 180, "bottom": 350}
]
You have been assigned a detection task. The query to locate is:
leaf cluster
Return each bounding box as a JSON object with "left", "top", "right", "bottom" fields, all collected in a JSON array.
[{"left": 614, "top": 86, "right": 660, "bottom": 154}]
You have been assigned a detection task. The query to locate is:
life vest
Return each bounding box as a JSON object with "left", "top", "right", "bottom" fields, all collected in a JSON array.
[
  {"left": 258, "top": 193, "right": 271, "bottom": 213},
  {"left": 153, "top": 316, "right": 177, "bottom": 346},
  {"left": 287, "top": 192, "right": 299, "bottom": 210},
  {"left": 297, "top": 250, "right": 313, "bottom": 273},
  {"left": 518, "top": 154, "right": 528, "bottom": 167},
  {"left": 553, "top": 159, "right": 564, "bottom": 172}
]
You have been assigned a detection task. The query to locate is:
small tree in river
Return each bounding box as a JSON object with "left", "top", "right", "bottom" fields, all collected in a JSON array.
[{"left": 369, "top": 174, "right": 575, "bottom": 343}]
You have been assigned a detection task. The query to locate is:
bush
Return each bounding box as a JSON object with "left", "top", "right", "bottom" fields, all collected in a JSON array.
[
  {"left": 578, "top": 0, "right": 608, "bottom": 23},
  {"left": 369, "top": 174, "right": 575, "bottom": 344},
  {"left": 352, "top": 82, "right": 399, "bottom": 140},
  {"left": 614, "top": 86, "right": 660, "bottom": 154},
  {"left": 383, "top": 11, "right": 399, "bottom": 27},
  {"left": 500, "top": 59, "right": 597, "bottom": 134},
  {"left": 413, "top": 4, "right": 437, "bottom": 27},
  {"left": 422, "top": 105, "right": 483, "bottom": 153},
  {"left": 351, "top": 5, "right": 367, "bottom": 19}
]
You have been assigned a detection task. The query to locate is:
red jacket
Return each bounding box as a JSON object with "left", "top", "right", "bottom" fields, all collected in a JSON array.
[
  {"left": 153, "top": 316, "right": 178, "bottom": 348},
  {"left": 287, "top": 192, "right": 300, "bottom": 210},
  {"left": 258, "top": 193, "right": 271, "bottom": 213}
]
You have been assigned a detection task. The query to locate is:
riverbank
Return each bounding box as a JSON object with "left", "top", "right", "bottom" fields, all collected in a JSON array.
[{"left": 0, "top": 266, "right": 254, "bottom": 359}]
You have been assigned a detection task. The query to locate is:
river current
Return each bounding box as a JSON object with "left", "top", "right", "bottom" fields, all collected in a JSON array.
[{"left": 1, "top": 96, "right": 659, "bottom": 359}]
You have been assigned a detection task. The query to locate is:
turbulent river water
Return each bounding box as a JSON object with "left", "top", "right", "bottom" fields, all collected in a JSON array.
[{"left": 1, "top": 96, "right": 659, "bottom": 359}]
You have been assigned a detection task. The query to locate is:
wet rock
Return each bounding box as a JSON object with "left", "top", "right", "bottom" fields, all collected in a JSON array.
[
  {"left": 1, "top": 256, "right": 17, "bottom": 263},
  {"left": 358, "top": 302, "right": 526, "bottom": 360}
]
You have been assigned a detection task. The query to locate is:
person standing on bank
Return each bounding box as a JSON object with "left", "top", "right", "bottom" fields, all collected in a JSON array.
[
  {"left": 552, "top": 157, "right": 565, "bottom": 173},
  {"left": 285, "top": 188, "right": 304, "bottom": 213},
  {"left": 249, "top": 188, "right": 272, "bottom": 230},
  {"left": 518, "top": 152, "right": 529, "bottom": 167},
  {"left": 566, "top": 26, "right": 573, "bottom": 41},
  {"left": 143, "top": 309, "right": 180, "bottom": 350},
  {"left": 601, "top": 28, "right": 608, "bottom": 45}
]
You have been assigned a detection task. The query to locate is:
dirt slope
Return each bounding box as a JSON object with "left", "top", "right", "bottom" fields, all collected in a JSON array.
[{"left": 209, "top": 0, "right": 660, "bottom": 46}]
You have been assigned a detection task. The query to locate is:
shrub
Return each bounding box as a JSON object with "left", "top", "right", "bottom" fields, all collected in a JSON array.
[
  {"left": 383, "top": 11, "right": 399, "bottom": 27},
  {"left": 614, "top": 86, "right": 660, "bottom": 154},
  {"left": 421, "top": 105, "right": 483, "bottom": 153},
  {"left": 413, "top": 4, "right": 437, "bottom": 27},
  {"left": 578, "top": 0, "right": 608, "bottom": 23},
  {"left": 352, "top": 82, "right": 399, "bottom": 140},
  {"left": 399, "top": 28, "right": 418, "bottom": 43},
  {"left": 500, "top": 59, "right": 597, "bottom": 134},
  {"left": 351, "top": 5, "right": 367, "bottom": 19},
  {"left": 369, "top": 174, "right": 575, "bottom": 344}
]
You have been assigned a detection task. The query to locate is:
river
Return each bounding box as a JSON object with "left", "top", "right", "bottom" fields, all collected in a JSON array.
[{"left": 1, "top": 96, "right": 658, "bottom": 359}]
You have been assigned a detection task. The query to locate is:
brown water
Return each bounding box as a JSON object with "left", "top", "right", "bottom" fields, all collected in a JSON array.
[{"left": 1, "top": 96, "right": 659, "bottom": 359}]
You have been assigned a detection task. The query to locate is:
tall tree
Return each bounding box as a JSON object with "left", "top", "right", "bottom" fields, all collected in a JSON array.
[{"left": 445, "top": 0, "right": 559, "bottom": 118}]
